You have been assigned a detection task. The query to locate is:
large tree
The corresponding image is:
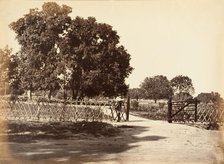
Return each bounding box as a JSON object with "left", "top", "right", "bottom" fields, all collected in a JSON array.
[
  {"left": 170, "top": 75, "right": 194, "bottom": 95},
  {"left": 140, "top": 75, "right": 173, "bottom": 103},
  {"left": 59, "top": 16, "right": 132, "bottom": 99},
  {"left": 9, "top": 2, "right": 71, "bottom": 99},
  {"left": 9, "top": 2, "right": 132, "bottom": 99}
]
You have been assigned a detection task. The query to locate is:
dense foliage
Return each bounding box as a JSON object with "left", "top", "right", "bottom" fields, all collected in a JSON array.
[
  {"left": 196, "top": 92, "right": 223, "bottom": 104},
  {"left": 172, "top": 92, "right": 193, "bottom": 101},
  {"left": 129, "top": 75, "right": 197, "bottom": 102},
  {"left": 170, "top": 75, "right": 194, "bottom": 95},
  {"left": 0, "top": 46, "right": 11, "bottom": 94},
  {"left": 140, "top": 75, "right": 173, "bottom": 103},
  {"left": 9, "top": 2, "right": 133, "bottom": 99}
]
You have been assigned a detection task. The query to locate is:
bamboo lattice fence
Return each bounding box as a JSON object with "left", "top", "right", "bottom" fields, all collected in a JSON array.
[
  {"left": 197, "top": 103, "right": 224, "bottom": 123},
  {"left": 168, "top": 98, "right": 224, "bottom": 124},
  {"left": 0, "top": 98, "right": 128, "bottom": 122}
]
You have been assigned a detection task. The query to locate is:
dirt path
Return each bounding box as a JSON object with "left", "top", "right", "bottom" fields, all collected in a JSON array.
[{"left": 0, "top": 114, "right": 224, "bottom": 164}]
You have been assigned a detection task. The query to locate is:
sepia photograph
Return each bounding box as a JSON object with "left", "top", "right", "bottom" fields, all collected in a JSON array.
[{"left": 0, "top": 0, "right": 224, "bottom": 163}]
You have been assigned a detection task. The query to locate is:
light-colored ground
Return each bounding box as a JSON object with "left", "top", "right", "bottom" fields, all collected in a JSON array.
[{"left": 0, "top": 115, "right": 224, "bottom": 164}]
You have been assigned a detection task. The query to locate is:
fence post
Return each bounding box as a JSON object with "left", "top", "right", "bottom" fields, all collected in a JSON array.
[
  {"left": 194, "top": 98, "right": 198, "bottom": 122},
  {"left": 126, "top": 96, "right": 130, "bottom": 121},
  {"left": 168, "top": 98, "right": 172, "bottom": 123}
]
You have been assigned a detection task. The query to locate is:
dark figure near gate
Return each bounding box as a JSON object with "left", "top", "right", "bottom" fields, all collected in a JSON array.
[{"left": 114, "top": 99, "right": 123, "bottom": 122}]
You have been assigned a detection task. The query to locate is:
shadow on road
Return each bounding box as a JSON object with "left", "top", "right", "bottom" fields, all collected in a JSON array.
[{"left": 0, "top": 120, "right": 167, "bottom": 163}]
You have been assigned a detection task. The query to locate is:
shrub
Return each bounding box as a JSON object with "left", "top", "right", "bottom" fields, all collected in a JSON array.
[
  {"left": 55, "top": 89, "right": 67, "bottom": 100},
  {"left": 131, "top": 100, "right": 139, "bottom": 110},
  {"left": 10, "top": 94, "right": 18, "bottom": 101},
  {"left": 37, "top": 97, "right": 49, "bottom": 102},
  {"left": 158, "top": 102, "right": 166, "bottom": 109}
]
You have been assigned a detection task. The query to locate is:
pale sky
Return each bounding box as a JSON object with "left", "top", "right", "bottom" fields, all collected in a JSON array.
[{"left": 0, "top": 0, "right": 224, "bottom": 97}]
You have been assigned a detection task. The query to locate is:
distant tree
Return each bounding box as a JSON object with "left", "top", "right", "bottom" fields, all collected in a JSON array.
[
  {"left": 210, "top": 92, "right": 223, "bottom": 103},
  {"left": 172, "top": 92, "right": 193, "bottom": 101},
  {"left": 140, "top": 75, "right": 173, "bottom": 103},
  {"left": 197, "top": 92, "right": 223, "bottom": 104},
  {"left": 170, "top": 75, "right": 194, "bottom": 95},
  {"left": 0, "top": 46, "right": 11, "bottom": 95},
  {"left": 128, "top": 88, "right": 143, "bottom": 101},
  {"left": 9, "top": 2, "right": 133, "bottom": 100},
  {"left": 196, "top": 93, "right": 212, "bottom": 103}
]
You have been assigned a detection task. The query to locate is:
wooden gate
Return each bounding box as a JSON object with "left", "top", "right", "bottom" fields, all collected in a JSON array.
[
  {"left": 167, "top": 98, "right": 198, "bottom": 123},
  {"left": 167, "top": 98, "right": 224, "bottom": 124}
]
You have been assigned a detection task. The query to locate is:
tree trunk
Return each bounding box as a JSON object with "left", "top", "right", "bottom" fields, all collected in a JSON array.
[
  {"left": 71, "top": 88, "right": 78, "bottom": 100},
  {"left": 71, "top": 88, "right": 75, "bottom": 100},
  {"left": 27, "top": 90, "right": 32, "bottom": 101},
  {"left": 79, "top": 91, "right": 84, "bottom": 100},
  {"left": 4, "top": 82, "right": 7, "bottom": 95}
]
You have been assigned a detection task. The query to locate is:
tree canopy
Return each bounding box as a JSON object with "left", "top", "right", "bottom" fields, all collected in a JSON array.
[
  {"left": 170, "top": 75, "right": 194, "bottom": 95},
  {"left": 9, "top": 2, "right": 133, "bottom": 99},
  {"left": 140, "top": 75, "right": 173, "bottom": 103}
]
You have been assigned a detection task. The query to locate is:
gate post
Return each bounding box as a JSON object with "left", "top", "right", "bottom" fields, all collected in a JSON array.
[
  {"left": 168, "top": 98, "right": 172, "bottom": 123},
  {"left": 194, "top": 99, "right": 198, "bottom": 122},
  {"left": 126, "top": 96, "right": 130, "bottom": 121}
]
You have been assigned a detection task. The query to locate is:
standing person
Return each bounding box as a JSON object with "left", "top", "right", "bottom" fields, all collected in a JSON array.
[{"left": 115, "top": 97, "right": 123, "bottom": 122}]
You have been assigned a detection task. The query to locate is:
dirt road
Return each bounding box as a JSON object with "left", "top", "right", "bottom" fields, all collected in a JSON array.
[{"left": 0, "top": 115, "right": 224, "bottom": 164}]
